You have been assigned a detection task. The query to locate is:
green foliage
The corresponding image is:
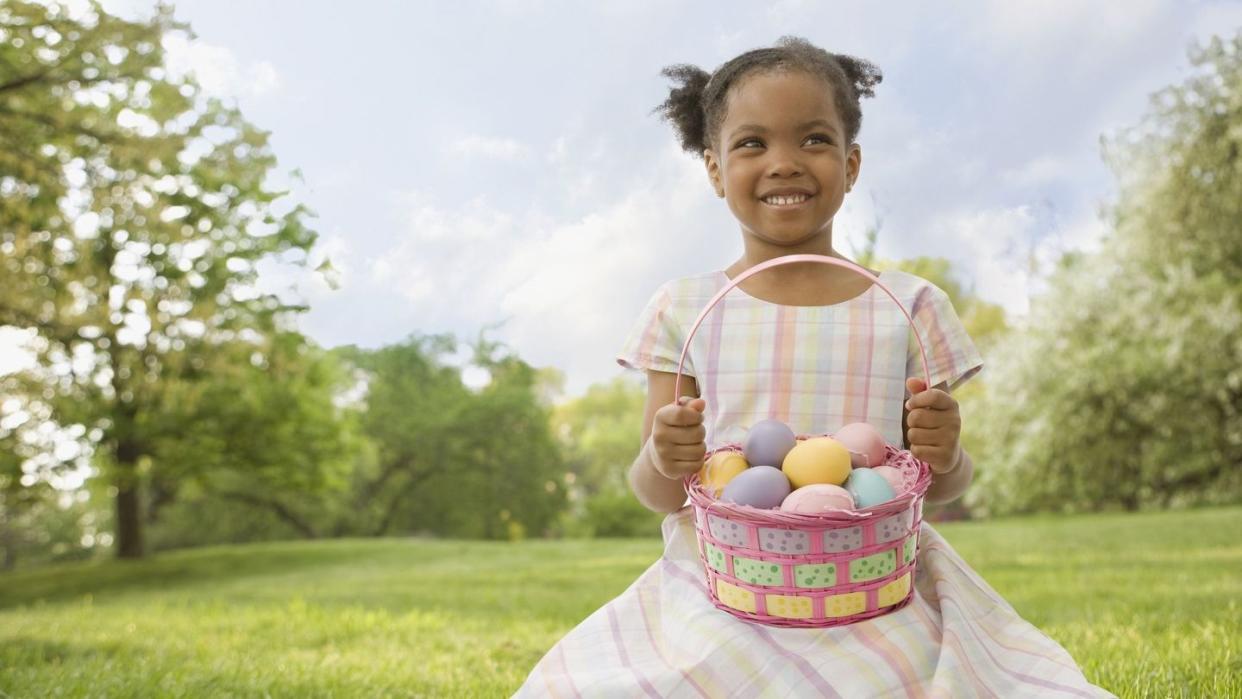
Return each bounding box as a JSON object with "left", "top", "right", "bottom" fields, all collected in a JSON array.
[
  {"left": 331, "top": 334, "right": 568, "bottom": 540},
  {"left": 550, "top": 375, "right": 671, "bottom": 537},
  {"left": 0, "top": 1, "right": 326, "bottom": 557},
  {"left": 873, "top": 256, "right": 1010, "bottom": 351},
  {"left": 580, "top": 490, "right": 666, "bottom": 538},
  {"left": 553, "top": 375, "right": 645, "bottom": 496},
  {"left": 968, "top": 34, "right": 1242, "bottom": 515},
  {"left": 0, "top": 508, "right": 1238, "bottom": 697},
  {"left": 139, "top": 335, "right": 359, "bottom": 548}
]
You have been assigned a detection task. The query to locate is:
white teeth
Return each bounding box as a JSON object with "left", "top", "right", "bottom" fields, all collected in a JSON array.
[{"left": 764, "top": 194, "right": 809, "bottom": 206}]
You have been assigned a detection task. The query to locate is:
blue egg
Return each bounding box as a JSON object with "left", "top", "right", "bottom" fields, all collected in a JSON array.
[
  {"left": 744, "top": 419, "right": 796, "bottom": 467},
  {"left": 721, "top": 466, "right": 791, "bottom": 509},
  {"left": 845, "top": 468, "right": 897, "bottom": 509}
]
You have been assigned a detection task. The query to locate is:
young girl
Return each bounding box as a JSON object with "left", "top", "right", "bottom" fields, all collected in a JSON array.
[{"left": 515, "top": 37, "right": 1111, "bottom": 698}]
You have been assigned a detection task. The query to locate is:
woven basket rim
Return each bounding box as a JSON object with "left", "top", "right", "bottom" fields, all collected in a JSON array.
[{"left": 684, "top": 441, "right": 932, "bottom": 526}]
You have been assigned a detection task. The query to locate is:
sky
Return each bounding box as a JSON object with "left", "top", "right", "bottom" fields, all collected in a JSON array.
[{"left": 4, "top": 0, "right": 1240, "bottom": 399}]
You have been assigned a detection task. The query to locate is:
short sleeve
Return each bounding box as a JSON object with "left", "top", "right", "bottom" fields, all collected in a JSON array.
[
  {"left": 906, "top": 283, "right": 983, "bottom": 393},
  {"left": 616, "top": 284, "right": 695, "bottom": 377}
]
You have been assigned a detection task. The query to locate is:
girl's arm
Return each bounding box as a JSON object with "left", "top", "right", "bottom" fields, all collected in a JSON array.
[
  {"left": 923, "top": 446, "right": 974, "bottom": 505},
  {"left": 628, "top": 370, "right": 701, "bottom": 514}
]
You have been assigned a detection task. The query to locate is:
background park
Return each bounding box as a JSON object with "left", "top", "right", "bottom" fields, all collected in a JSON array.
[{"left": 1, "top": 1, "right": 1240, "bottom": 697}]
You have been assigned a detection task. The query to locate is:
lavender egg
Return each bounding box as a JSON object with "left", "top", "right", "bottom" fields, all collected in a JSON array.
[
  {"left": 721, "top": 466, "right": 792, "bottom": 509},
  {"left": 744, "top": 419, "right": 797, "bottom": 467}
]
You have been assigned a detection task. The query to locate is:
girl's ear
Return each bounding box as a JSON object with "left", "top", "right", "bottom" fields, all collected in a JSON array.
[
  {"left": 704, "top": 149, "right": 725, "bottom": 198},
  {"left": 846, "top": 144, "right": 862, "bottom": 193}
]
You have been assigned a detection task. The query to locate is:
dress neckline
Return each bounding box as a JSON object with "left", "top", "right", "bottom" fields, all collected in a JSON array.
[{"left": 716, "top": 269, "right": 890, "bottom": 309}]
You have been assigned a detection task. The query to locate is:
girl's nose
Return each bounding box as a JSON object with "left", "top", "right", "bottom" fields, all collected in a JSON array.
[{"left": 764, "top": 145, "right": 803, "bottom": 178}]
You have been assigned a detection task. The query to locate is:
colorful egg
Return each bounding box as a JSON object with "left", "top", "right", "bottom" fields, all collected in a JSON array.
[
  {"left": 845, "top": 467, "right": 897, "bottom": 508},
  {"left": 744, "top": 419, "right": 797, "bottom": 467},
  {"left": 871, "top": 465, "right": 905, "bottom": 495},
  {"left": 697, "top": 451, "right": 749, "bottom": 495},
  {"left": 720, "top": 465, "right": 791, "bottom": 509},
  {"left": 833, "top": 422, "right": 887, "bottom": 467},
  {"left": 780, "top": 484, "right": 855, "bottom": 514},
  {"left": 781, "top": 437, "right": 852, "bottom": 489}
]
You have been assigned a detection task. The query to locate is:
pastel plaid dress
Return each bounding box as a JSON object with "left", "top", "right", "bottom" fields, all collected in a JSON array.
[{"left": 514, "top": 269, "right": 1113, "bottom": 698}]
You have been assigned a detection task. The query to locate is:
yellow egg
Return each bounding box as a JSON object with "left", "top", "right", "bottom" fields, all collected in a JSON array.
[
  {"left": 781, "top": 437, "right": 852, "bottom": 488},
  {"left": 698, "top": 451, "right": 749, "bottom": 495}
]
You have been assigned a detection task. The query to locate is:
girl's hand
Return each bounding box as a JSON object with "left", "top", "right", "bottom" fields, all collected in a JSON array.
[
  {"left": 904, "top": 377, "right": 962, "bottom": 474},
  {"left": 649, "top": 396, "right": 707, "bottom": 480}
]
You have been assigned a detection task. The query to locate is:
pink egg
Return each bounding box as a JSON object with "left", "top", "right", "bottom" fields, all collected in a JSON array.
[
  {"left": 871, "top": 465, "right": 906, "bottom": 495},
  {"left": 780, "top": 484, "right": 855, "bottom": 514},
  {"left": 832, "top": 422, "right": 887, "bottom": 467}
]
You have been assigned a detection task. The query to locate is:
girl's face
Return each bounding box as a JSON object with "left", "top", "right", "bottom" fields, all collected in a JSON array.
[{"left": 704, "top": 70, "right": 860, "bottom": 249}]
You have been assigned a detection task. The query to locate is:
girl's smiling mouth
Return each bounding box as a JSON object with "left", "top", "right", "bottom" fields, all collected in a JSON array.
[{"left": 760, "top": 191, "right": 814, "bottom": 208}]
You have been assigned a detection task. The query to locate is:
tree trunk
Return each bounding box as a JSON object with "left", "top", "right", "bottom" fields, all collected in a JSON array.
[
  {"left": 115, "top": 480, "right": 144, "bottom": 558},
  {"left": 1, "top": 519, "right": 15, "bottom": 571},
  {"left": 114, "top": 437, "right": 145, "bottom": 559},
  {"left": 217, "top": 490, "right": 319, "bottom": 539}
]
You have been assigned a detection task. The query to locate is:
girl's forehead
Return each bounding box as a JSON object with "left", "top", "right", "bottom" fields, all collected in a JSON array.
[{"left": 721, "top": 70, "right": 842, "bottom": 130}]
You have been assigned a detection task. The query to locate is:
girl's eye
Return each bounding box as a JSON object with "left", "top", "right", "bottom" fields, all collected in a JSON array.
[
  {"left": 735, "top": 138, "right": 763, "bottom": 149},
  {"left": 804, "top": 134, "right": 833, "bottom": 146}
]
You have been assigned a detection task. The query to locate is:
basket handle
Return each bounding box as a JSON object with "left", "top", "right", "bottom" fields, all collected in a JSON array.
[{"left": 673, "top": 254, "right": 932, "bottom": 402}]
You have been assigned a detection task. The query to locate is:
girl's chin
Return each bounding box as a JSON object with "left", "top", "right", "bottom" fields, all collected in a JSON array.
[{"left": 745, "top": 227, "right": 832, "bottom": 248}]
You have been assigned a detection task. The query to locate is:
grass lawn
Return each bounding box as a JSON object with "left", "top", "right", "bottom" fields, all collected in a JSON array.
[{"left": 1, "top": 507, "right": 1239, "bottom": 697}]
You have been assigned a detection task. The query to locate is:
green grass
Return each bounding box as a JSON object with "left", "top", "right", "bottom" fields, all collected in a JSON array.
[{"left": 1, "top": 508, "right": 1239, "bottom": 697}]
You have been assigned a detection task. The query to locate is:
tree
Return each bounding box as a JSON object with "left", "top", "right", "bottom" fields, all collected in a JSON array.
[
  {"left": 851, "top": 210, "right": 1010, "bottom": 352},
  {"left": 141, "top": 333, "right": 358, "bottom": 547},
  {"left": 553, "top": 375, "right": 645, "bottom": 497},
  {"left": 968, "top": 33, "right": 1242, "bottom": 514},
  {"left": 551, "top": 375, "right": 666, "bottom": 537},
  {"left": 0, "top": 2, "right": 323, "bottom": 556},
  {"left": 330, "top": 334, "right": 568, "bottom": 540}
]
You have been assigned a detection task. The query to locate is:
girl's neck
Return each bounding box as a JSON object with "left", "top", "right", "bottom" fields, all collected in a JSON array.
[{"left": 725, "top": 232, "right": 878, "bottom": 307}]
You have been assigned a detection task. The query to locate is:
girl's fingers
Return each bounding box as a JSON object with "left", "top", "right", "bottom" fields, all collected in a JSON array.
[
  {"left": 906, "top": 408, "right": 957, "bottom": 429},
  {"left": 671, "top": 459, "right": 705, "bottom": 474},
  {"left": 906, "top": 427, "right": 949, "bottom": 446},
  {"left": 910, "top": 445, "right": 952, "bottom": 468},
  {"left": 904, "top": 390, "right": 955, "bottom": 411},
  {"left": 683, "top": 425, "right": 707, "bottom": 444},
  {"left": 677, "top": 396, "right": 707, "bottom": 412},
  {"left": 670, "top": 444, "right": 706, "bottom": 462},
  {"left": 660, "top": 424, "right": 705, "bottom": 446},
  {"left": 665, "top": 407, "right": 705, "bottom": 427}
]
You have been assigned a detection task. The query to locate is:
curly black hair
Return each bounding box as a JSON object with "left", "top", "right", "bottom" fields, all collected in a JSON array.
[{"left": 655, "top": 36, "right": 882, "bottom": 157}]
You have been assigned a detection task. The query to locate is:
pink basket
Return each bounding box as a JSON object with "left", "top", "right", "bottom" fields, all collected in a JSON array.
[{"left": 674, "top": 254, "right": 934, "bottom": 628}]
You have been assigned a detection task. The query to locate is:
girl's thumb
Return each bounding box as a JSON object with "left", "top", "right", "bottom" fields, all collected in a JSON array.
[{"left": 677, "top": 396, "right": 706, "bottom": 412}]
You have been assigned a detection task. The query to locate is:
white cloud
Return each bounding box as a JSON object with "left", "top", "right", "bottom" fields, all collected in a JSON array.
[
  {"left": 68, "top": 0, "right": 1228, "bottom": 401},
  {"left": 371, "top": 193, "right": 518, "bottom": 306},
  {"left": 162, "top": 34, "right": 280, "bottom": 99},
  {"left": 975, "top": 1, "right": 1169, "bottom": 60},
  {"left": 925, "top": 202, "right": 1108, "bottom": 318},
  {"left": 368, "top": 146, "right": 726, "bottom": 396},
  {"left": 450, "top": 135, "right": 532, "bottom": 161},
  {"left": 930, "top": 205, "right": 1042, "bottom": 316},
  {"left": 1001, "top": 155, "right": 1075, "bottom": 187}
]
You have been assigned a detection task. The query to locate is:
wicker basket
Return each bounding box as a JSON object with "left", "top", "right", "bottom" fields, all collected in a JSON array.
[{"left": 672, "top": 254, "right": 935, "bottom": 628}]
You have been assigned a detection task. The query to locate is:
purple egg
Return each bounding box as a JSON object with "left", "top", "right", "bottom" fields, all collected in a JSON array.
[
  {"left": 744, "top": 419, "right": 797, "bottom": 467},
  {"left": 721, "top": 465, "right": 792, "bottom": 509}
]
